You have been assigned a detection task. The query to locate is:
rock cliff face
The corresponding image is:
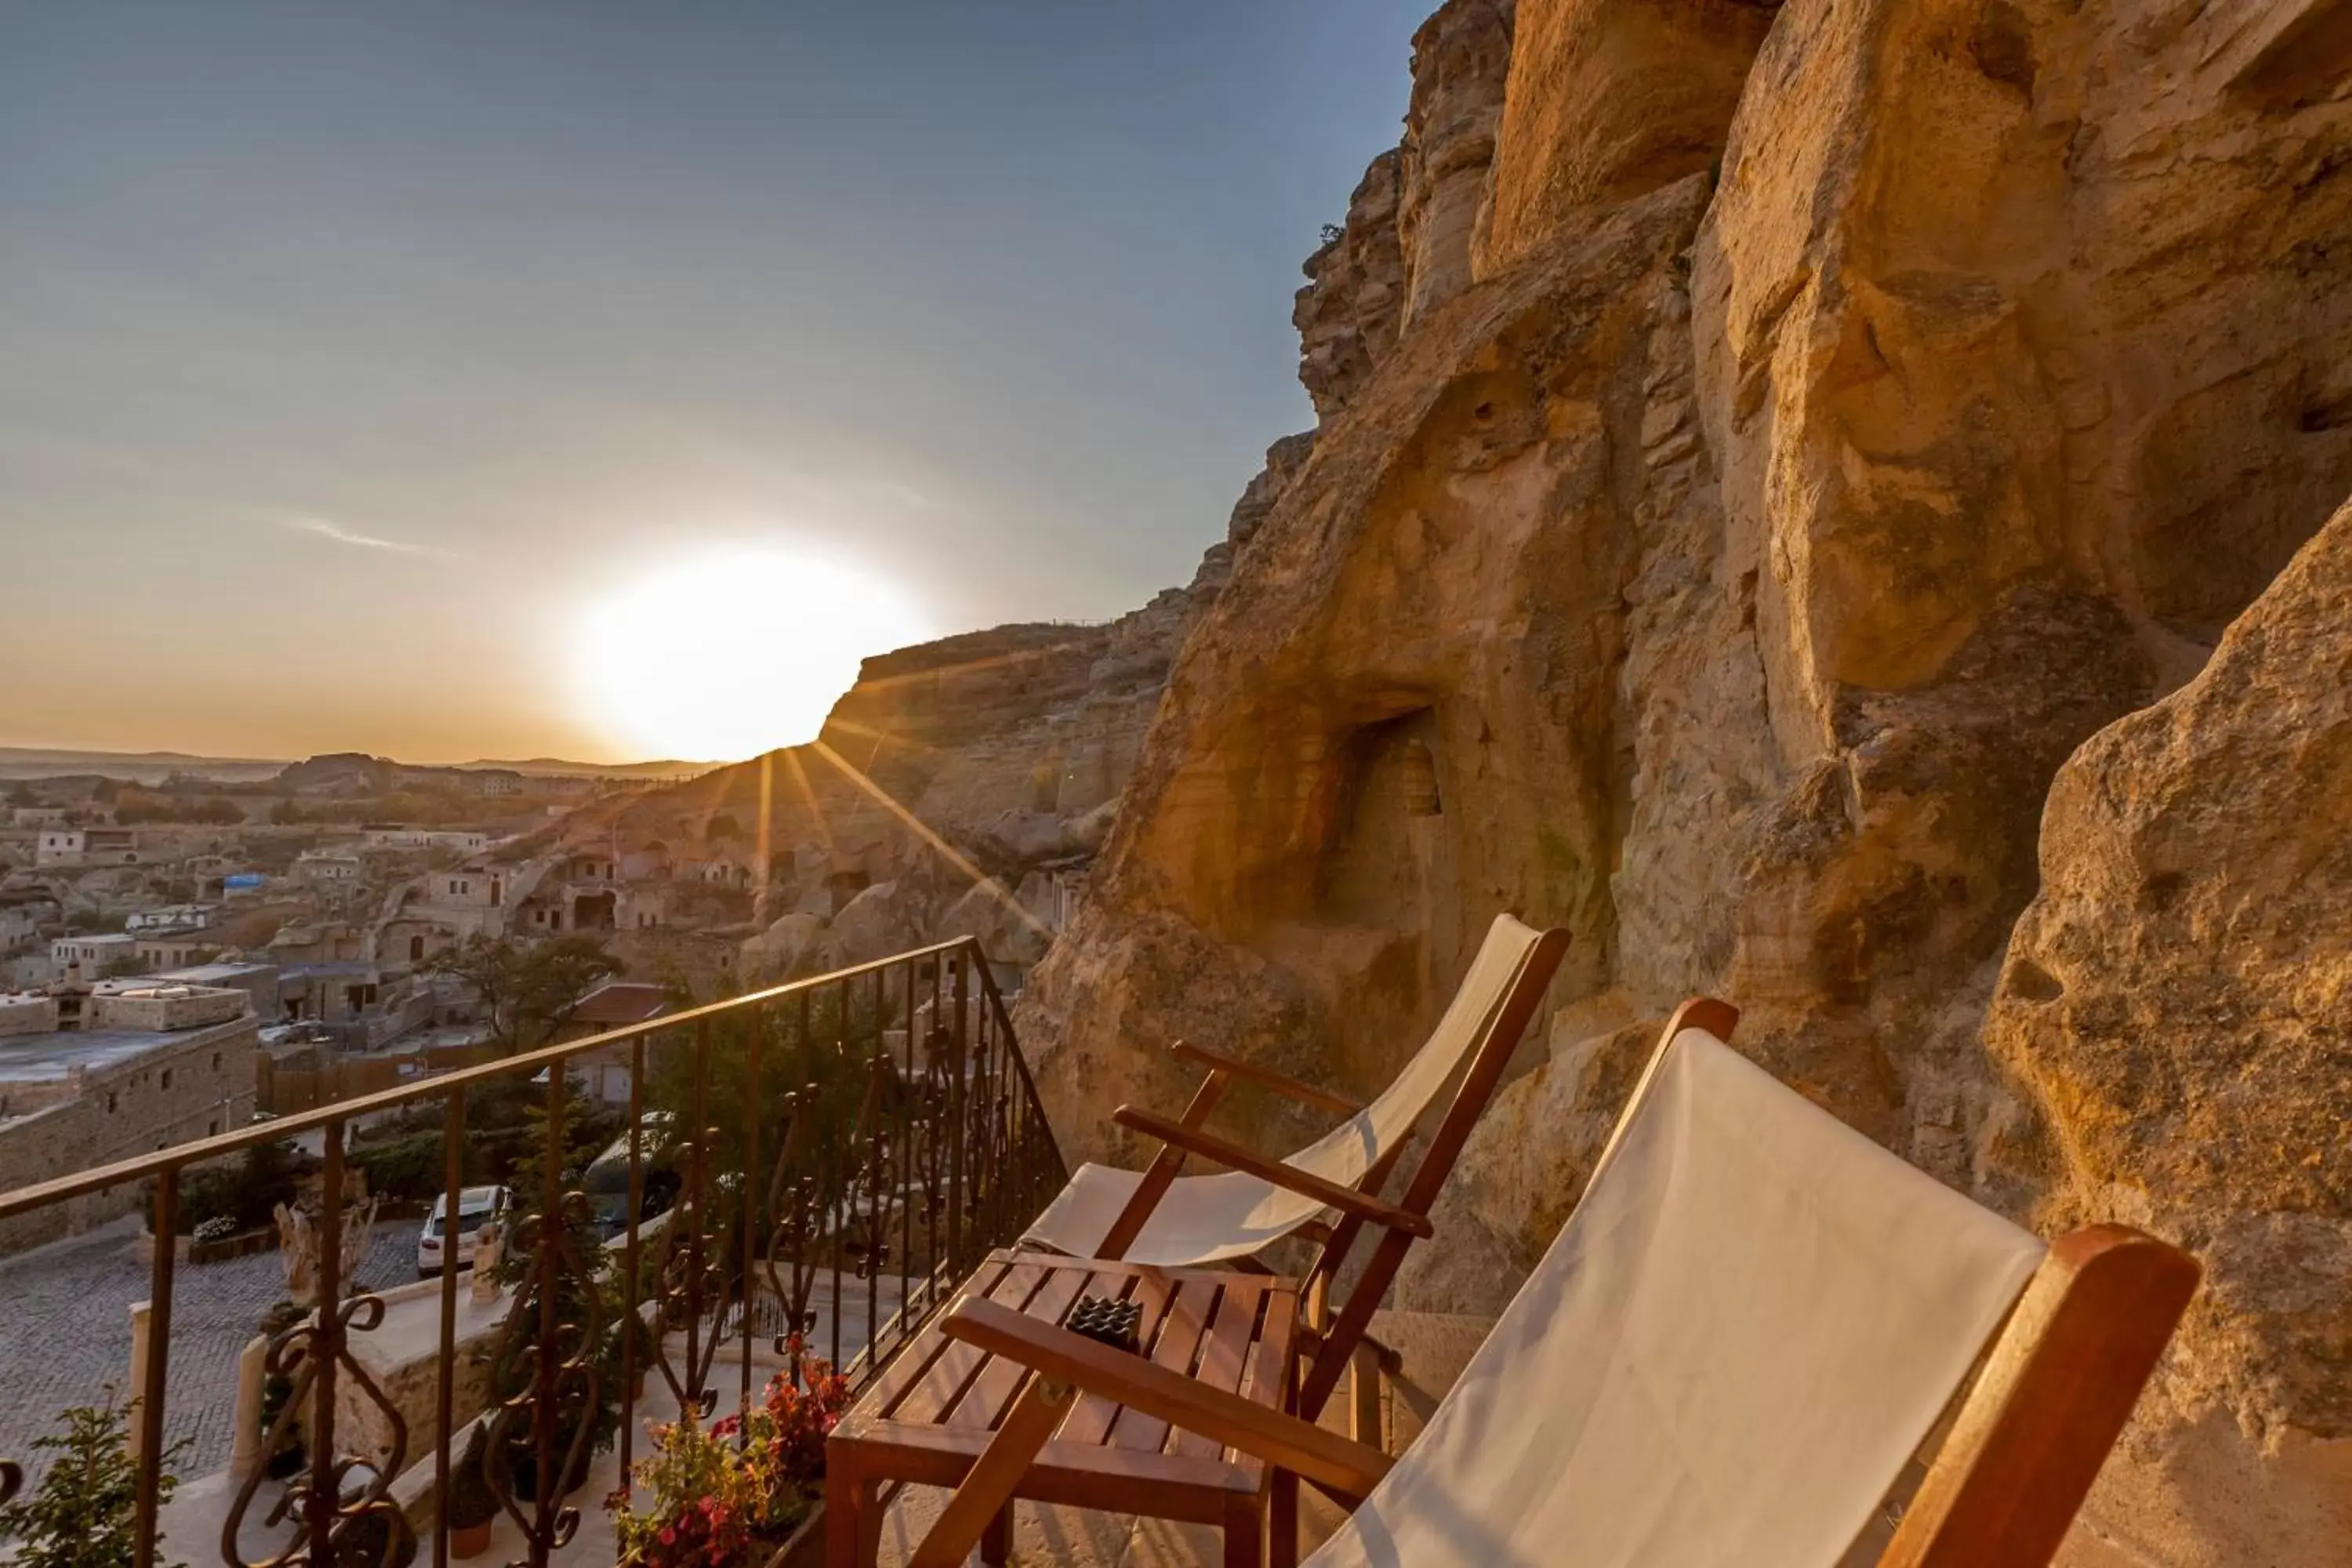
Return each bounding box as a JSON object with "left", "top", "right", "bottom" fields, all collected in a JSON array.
[
  {"left": 1020, "top": 2, "right": 2352, "bottom": 1562},
  {"left": 1981, "top": 503, "right": 2352, "bottom": 1566},
  {"left": 616, "top": 601, "right": 1205, "bottom": 984},
  {"left": 1294, "top": 151, "right": 1406, "bottom": 419},
  {"left": 1398, "top": 0, "right": 1518, "bottom": 323}
]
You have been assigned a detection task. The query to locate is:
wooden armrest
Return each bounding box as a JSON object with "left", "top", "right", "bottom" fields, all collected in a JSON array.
[
  {"left": 941, "top": 1297, "right": 1393, "bottom": 1502},
  {"left": 1112, "top": 1107, "right": 1435, "bottom": 1240},
  {"left": 1171, "top": 1040, "right": 1363, "bottom": 1116}
]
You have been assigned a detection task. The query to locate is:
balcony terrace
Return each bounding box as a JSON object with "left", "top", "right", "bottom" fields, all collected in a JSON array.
[{"left": 0, "top": 939, "right": 1110, "bottom": 1568}]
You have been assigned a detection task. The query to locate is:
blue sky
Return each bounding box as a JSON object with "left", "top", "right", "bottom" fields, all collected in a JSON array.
[{"left": 0, "top": 1, "right": 1430, "bottom": 761}]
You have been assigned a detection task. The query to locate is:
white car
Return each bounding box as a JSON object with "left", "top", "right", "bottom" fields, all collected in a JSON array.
[{"left": 417, "top": 1185, "right": 512, "bottom": 1278}]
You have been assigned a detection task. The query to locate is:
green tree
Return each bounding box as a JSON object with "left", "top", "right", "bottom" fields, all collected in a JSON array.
[
  {"left": 269, "top": 799, "right": 307, "bottom": 826},
  {"left": 485, "top": 1073, "right": 627, "bottom": 1497},
  {"left": 423, "top": 935, "right": 622, "bottom": 1055},
  {"left": 0, "top": 1398, "right": 187, "bottom": 1568}
]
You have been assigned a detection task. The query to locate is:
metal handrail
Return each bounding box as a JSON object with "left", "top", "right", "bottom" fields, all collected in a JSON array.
[
  {"left": 0, "top": 935, "right": 1066, "bottom": 1568},
  {"left": 0, "top": 937, "right": 998, "bottom": 1220}
]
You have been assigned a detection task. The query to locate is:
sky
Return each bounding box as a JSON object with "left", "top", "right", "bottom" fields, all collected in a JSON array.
[{"left": 0, "top": 0, "right": 1431, "bottom": 765}]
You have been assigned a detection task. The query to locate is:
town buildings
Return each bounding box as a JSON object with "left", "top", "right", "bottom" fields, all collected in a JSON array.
[
  {"left": 36, "top": 827, "right": 140, "bottom": 867},
  {"left": 0, "top": 754, "right": 742, "bottom": 1248},
  {"left": 557, "top": 981, "right": 674, "bottom": 1103},
  {"left": 52, "top": 932, "right": 138, "bottom": 973}
]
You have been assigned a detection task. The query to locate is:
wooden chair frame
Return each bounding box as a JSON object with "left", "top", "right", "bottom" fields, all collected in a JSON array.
[
  {"left": 917, "top": 999, "right": 2201, "bottom": 1568},
  {"left": 1085, "top": 924, "right": 1572, "bottom": 1424}
]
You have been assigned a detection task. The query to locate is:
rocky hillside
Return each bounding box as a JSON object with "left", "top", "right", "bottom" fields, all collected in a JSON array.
[
  {"left": 603, "top": 483, "right": 1311, "bottom": 982},
  {"left": 1017, "top": 2, "right": 2352, "bottom": 1563}
]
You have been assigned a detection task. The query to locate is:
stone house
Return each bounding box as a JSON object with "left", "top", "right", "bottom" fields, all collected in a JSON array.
[
  {"left": 554, "top": 982, "right": 673, "bottom": 1104},
  {"left": 36, "top": 828, "right": 140, "bottom": 868},
  {"left": 133, "top": 930, "right": 223, "bottom": 971},
  {"left": 52, "top": 932, "right": 137, "bottom": 973},
  {"left": 0, "top": 993, "right": 259, "bottom": 1250}
]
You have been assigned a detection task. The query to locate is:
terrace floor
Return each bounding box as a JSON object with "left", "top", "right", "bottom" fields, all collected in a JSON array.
[{"left": 153, "top": 1308, "right": 1490, "bottom": 1567}]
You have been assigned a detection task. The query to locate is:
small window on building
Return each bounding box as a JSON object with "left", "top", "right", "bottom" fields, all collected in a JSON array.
[
  {"left": 212, "top": 1052, "right": 221, "bottom": 1070},
  {"left": 160, "top": 1069, "right": 172, "bottom": 1091},
  {"left": 106, "top": 1092, "right": 118, "bottom": 1113},
  {"left": 209, "top": 1120, "right": 219, "bottom": 1137}
]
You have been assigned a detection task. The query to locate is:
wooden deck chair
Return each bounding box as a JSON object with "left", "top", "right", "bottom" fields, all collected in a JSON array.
[
  {"left": 1019, "top": 913, "right": 1570, "bottom": 1420},
  {"left": 913, "top": 1000, "right": 2199, "bottom": 1568}
]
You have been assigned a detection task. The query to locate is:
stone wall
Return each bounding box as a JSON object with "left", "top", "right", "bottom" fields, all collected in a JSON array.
[{"left": 0, "top": 1015, "right": 260, "bottom": 1251}]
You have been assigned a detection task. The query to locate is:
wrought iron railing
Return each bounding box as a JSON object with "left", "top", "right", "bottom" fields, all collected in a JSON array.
[{"left": 0, "top": 938, "right": 1063, "bottom": 1568}]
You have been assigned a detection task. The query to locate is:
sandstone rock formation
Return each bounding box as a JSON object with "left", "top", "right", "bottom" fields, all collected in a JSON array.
[
  {"left": 619, "top": 485, "right": 1331, "bottom": 988},
  {"left": 1021, "top": 2, "right": 2352, "bottom": 1562},
  {"left": 1027, "top": 175, "right": 1716, "bottom": 1157},
  {"left": 1221, "top": 431, "right": 1317, "bottom": 554},
  {"left": 1398, "top": 0, "right": 1517, "bottom": 323},
  {"left": 1476, "top": 0, "right": 1775, "bottom": 279},
  {"left": 625, "top": 614, "right": 1164, "bottom": 986},
  {"left": 1981, "top": 503, "right": 2352, "bottom": 1566},
  {"left": 1294, "top": 151, "right": 1406, "bottom": 419}
]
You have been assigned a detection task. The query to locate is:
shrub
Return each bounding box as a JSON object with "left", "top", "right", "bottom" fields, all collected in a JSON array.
[
  {"left": 165, "top": 1139, "right": 312, "bottom": 1235},
  {"left": 0, "top": 1396, "right": 187, "bottom": 1568},
  {"left": 349, "top": 1131, "right": 449, "bottom": 1203},
  {"left": 483, "top": 1085, "right": 630, "bottom": 1500}
]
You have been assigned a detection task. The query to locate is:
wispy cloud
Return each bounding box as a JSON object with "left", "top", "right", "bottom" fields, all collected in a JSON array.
[{"left": 276, "top": 513, "right": 452, "bottom": 557}]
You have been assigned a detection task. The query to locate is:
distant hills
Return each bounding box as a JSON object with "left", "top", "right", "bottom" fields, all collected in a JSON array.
[
  {"left": 0, "top": 748, "right": 289, "bottom": 783},
  {"left": 0, "top": 746, "right": 706, "bottom": 785},
  {"left": 459, "top": 757, "right": 711, "bottom": 779}
]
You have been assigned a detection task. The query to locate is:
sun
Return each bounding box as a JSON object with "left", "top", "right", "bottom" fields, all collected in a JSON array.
[{"left": 573, "top": 550, "right": 929, "bottom": 761}]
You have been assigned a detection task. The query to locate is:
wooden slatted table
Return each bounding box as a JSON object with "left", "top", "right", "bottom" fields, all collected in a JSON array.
[{"left": 826, "top": 1249, "right": 1303, "bottom": 1568}]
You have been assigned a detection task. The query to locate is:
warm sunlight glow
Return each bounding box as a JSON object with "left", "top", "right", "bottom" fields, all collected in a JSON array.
[{"left": 574, "top": 550, "right": 928, "bottom": 762}]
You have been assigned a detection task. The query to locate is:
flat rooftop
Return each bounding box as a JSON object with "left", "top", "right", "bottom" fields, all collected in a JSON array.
[
  {"left": 153, "top": 963, "right": 278, "bottom": 985},
  {"left": 0, "top": 1014, "right": 249, "bottom": 1084},
  {"left": 280, "top": 961, "right": 376, "bottom": 980}
]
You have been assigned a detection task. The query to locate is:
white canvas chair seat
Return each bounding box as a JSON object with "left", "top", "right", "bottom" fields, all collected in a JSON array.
[
  {"left": 1302, "top": 1025, "right": 2049, "bottom": 1568},
  {"left": 1018, "top": 913, "right": 1548, "bottom": 1268}
]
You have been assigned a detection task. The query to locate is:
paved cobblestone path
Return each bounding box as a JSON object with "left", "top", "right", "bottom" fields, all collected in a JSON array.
[{"left": 0, "top": 1219, "right": 423, "bottom": 1490}]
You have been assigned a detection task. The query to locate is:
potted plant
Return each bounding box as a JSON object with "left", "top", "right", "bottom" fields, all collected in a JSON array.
[
  {"left": 607, "top": 1338, "right": 850, "bottom": 1568},
  {"left": 480, "top": 1295, "right": 630, "bottom": 1501},
  {"left": 445, "top": 1433, "right": 499, "bottom": 1561}
]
